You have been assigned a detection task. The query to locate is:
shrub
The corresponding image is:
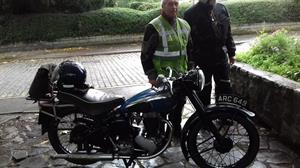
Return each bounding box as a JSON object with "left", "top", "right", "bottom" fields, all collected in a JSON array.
[
  {"left": 0, "top": 0, "right": 106, "bottom": 14},
  {"left": 237, "top": 29, "right": 300, "bottom": 82},
  {"left": 0, "top": 14, "right": 79, "bottom": 43},
  {"left": 0, "top": 7, "right": 158, "bottom": 44},
  {"left": 129, "top": 2, "right": 159, "bottom": 11},
  {"left": 90, "top": 0, "right": 105, "bottom": 10},
  {"left": 78, "top": 8, "right": 147, "bottom": 35},
  {"left": 105, "top": 0, "right": 117, "bottom": 7},
  {"left": 224, "top": 0, "right": 300, "bottom": 24},
  {"left": 1, "top": 0, "right": 53, "bottom": 14},
  {"left": 55, "top": 0, "right": 93, "bottom": 13}
]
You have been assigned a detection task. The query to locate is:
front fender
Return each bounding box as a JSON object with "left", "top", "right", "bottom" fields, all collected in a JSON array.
[
  {"left": 181, "top": 112, "right": 201, "bottom": 161},
  {"left": 207, "top": 103, "right": 255, "bottom": 118}
]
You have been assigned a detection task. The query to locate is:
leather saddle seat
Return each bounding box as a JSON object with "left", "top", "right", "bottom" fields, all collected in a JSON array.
[{"left": 57, "top": 88, "right": 125, "bottom": 116}]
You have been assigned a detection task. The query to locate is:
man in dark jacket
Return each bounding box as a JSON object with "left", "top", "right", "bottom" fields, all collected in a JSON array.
[{"left": 184, "top": 0, "right": 236, "bottom": 105}]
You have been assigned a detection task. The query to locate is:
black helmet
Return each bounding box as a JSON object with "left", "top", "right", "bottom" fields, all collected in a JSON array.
[{"left": 57, "top": 60, "right": 87, "bottom": 90}]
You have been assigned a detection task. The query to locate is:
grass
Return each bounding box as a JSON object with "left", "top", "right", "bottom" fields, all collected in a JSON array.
[{"left": 236, "top": 29, "right": 300, "bottom": 83}]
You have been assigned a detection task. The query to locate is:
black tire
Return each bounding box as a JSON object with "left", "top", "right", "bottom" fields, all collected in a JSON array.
[
  {"left": 48, "top": 111, "right": 97, "bottom": 165},
  {"left": 187, "top": 111, "right": 259, "bottom": 168}
]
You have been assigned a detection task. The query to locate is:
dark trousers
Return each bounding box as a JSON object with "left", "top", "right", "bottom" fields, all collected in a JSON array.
[
  {"left": 198, "top": 63, "right": 233, "bottom": 106},
  {"left": 168, "top": 95, "right": 186, "bottom": 137}
]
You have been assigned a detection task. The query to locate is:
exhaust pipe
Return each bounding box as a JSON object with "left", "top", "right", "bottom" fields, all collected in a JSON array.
[
  {"left": 51, "top": 154, "right": 131, "bottom": 161},
  {"left": 51, "top": 120, "right": 174, "bottom": 161}
]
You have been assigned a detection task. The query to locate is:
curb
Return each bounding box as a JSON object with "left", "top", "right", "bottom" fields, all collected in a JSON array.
[
  {"left": 0, "top": 34, "right": 143, "bottom": 53},
  {"left": 0, "top": 22, "right": 299, "bottom": 53},
  {"left": 232, "top": 22, "right": 300, "bottom": 35}
]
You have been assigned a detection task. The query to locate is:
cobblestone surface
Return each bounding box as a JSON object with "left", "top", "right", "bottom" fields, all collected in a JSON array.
[{"left": 0, "top": 111, "right": 299, "bottom": 167}]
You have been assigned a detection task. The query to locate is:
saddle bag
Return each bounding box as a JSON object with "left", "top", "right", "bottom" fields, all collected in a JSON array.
[{"left": 28, "top": 64, "right": 56, "bottom": 100}]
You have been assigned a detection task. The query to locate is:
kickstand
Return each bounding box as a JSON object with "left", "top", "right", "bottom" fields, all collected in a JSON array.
[{"left": 123, "top": 158, "right": 136, "bottom": 168}]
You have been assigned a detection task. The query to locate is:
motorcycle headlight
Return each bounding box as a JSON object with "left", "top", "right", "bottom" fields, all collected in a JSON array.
[
  {"left": 184, "top": 69, "right": 205, "bottom": 91},
  {"left": 197, "top": 69, "right": 205, "bottom": 91}
]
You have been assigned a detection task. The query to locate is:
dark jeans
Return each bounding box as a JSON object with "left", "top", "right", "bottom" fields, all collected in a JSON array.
[
  {"left": 168, "top": 96, "right": 186, "bottom": 137},
  {"left": 198, "top": 63, "right": 233, "bottom": 106}
]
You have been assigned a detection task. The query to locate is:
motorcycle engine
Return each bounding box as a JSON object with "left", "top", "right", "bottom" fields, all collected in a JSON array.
[
  {"left": 69, "top": 119, "right": 112, "bottom": 152},
  {"left": 109, "top": 119, "right": 139, "bottom": 155},
  {"left": 70, "top": 122, "right": 90, "bottom": 144}
]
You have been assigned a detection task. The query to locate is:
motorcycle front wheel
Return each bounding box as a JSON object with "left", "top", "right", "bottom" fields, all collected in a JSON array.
[
  {"left": 48, "top": 111, "right": 97, "bottom": 165},
  {"left": 187, "top": 111, "right": 259, "bottom": 168}
]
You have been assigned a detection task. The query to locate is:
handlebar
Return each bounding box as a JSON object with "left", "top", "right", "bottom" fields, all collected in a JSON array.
[
  {"left": 166, "top": 67, "right": 173, "bottom": 78},
  {"left": 156, "top": 67, "right": 173, "bottom": 86},
  {"left": 153, "top": 67, "right": 174, "bottom": 93}
]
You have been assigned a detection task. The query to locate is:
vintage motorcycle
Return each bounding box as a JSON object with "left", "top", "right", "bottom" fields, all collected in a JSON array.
[{"left": 27, "top": 60, "right": 259, "bottom": 168}]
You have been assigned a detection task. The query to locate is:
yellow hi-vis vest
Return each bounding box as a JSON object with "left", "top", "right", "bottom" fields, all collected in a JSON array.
[{"left": 150, "top": 15, "right": 191, "bottom": 76}]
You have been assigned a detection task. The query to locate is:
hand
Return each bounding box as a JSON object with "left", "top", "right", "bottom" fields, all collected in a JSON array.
[
  {"left": 229, "top": 57, "right": 235, "bottom": 65},
  {"left": 149, "top": 80, "right": 158, "bottom": 87}
]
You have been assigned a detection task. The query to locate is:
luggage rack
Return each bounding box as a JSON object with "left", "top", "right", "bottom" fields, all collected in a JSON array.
[
  {"left": 26, "top": 96, "right": 52, "bottom": 101},
  {"left": 26, "top": 89, "right": 58, "bottom": 102}
]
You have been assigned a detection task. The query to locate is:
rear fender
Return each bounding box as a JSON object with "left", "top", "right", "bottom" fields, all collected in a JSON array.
[
  {"left": 38, "top": 110, "right": 53, "bottom": 135},
  {"left": 38, "top": 103, "right": 76, "bottom": 134}
]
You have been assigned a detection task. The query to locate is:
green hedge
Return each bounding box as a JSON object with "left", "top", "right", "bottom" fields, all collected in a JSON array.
[
  {"left": 1, "top": 0, "right": 300, "bottom": 44},
  {"left": 225, "top": 0, "right": 300, "bottom": 25},
  {"left": 0, "top": 14, "right": 79, "bottom": 43},
  {"left": 0, "top": 0, "right": 106, "bottom": 14},
  {"left": 0, "top": 8, "right": 160, "bottom": 44},
  {"left": 78, "top": 8, "right": 153, "bottom": 35},
  {"left": 129, "top": 2, "right": 159, "bottom": 11}
]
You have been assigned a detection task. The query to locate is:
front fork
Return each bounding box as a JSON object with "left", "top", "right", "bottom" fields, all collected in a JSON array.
[
  {"left": 180, "top": 112, "right": 200, "bottom": 161},
  {"left": 180, "top": 89, "right": 206, "bottom": 161}
]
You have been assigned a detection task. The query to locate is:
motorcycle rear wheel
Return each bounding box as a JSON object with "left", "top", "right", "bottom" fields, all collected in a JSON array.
[
  {"left": 48, "top": 111, "right": 97, "bottom": 165},
  {"left": 187, "top": 111, "right": 259, "bottom": 168}
]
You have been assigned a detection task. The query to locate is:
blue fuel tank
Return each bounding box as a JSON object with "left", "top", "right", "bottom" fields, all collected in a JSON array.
[{"left": 120, "top": 88, "right": 177, "bottom": 114}]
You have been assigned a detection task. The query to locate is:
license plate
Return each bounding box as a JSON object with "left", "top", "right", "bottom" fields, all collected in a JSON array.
[{"left": 216, "top": 94, "right": 248, "bottom": 108}]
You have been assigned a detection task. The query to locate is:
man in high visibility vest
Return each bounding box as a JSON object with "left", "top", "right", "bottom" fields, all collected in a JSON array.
[{"left": 141, "top": 0, "right": 192, "bottom": 144}]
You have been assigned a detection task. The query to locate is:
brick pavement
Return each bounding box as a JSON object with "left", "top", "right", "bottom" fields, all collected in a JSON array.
[{"left": 0, "top": 52, "right": 147, "bottom": 99}]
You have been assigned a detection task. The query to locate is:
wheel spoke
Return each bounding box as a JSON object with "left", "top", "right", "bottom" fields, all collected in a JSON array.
[
  {"left": 188, "top": 112, "right": 259, "bottom": 168},
  {"left": 198, "top": 146, "right": 215, "bottom": 154},
  {"left": 196, "top": 135, "right": 214, "bottom": 147}
]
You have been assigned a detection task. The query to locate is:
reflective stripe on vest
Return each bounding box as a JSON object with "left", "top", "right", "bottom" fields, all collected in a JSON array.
[
  {"left": 158, "top": 21, "right": 168, "bottom": 52},
  {"left": 157, "top": 22, "right": 189, "bottom": 53},
  {"left": 150, "top": 16, "right": 190, "bottom": 74},
  {"left": 154, "top": 50, "right": 187, "bottom": 57}
]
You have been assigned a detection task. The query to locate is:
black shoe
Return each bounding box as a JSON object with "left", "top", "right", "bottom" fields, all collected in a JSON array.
[
  {"left": 171, "top": 136, "right": 181, "bottom": 147},
  {"left": 171, "top": 129, "right": 181, "bottom": 147}
]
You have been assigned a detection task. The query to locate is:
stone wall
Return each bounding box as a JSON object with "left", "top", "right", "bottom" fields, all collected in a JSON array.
[{"left": 230, "top": 63, "right": 300, "bottom": 149}]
